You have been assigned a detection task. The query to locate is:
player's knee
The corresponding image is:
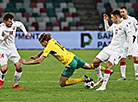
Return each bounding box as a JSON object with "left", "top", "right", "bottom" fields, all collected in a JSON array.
[
  {"left": 133, "top": 56, "right": 138, "bottom": 61},
  {"left": 1, "top": 64, "right": 8, "bottom": 72},
  {"left": 105, "top": 61, "right": 112, "bottom": 69},
  {"left": 59, "top": 81, "right": 66, "bottom": 87},
  {"left": 16, "top": 63, "right": 22, "bottom": 72},
  {"left": 93, "top": 60, "right": 100, "bottom": 68},
  {"left": 120, "top": 58, "right": 126, "bottom": 62}
]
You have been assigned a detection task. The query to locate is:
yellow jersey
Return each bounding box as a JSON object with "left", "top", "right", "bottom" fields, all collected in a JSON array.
[{"left": 42, "top": 38, "right": 75, "bottom": 66}]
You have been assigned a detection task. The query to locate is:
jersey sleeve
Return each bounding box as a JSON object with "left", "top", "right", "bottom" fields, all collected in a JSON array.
[
  {"left": 132, "top": 17, "right": 138, "bottom": 32},
  {"left": 134, "top": 18, "right": 138, "bottom": 35},
  {"left": 124, "top": 23, "right": 133, "bottom": 55},
  {"left": 104, "top": 20, "right": 113, "bottom": 32},
  {"left": 16, "top": 21, "right": 28, "bottom": 35}
]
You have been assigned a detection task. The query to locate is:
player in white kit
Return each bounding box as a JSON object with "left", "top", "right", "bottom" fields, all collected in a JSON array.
[
  {"left": 92, "top": 10, "right": 133, "bottom": 91},
  {"left": 117, "top": 7, "right": 138, "bottom": 81},
  {"left": 0, "top": 13, "right": 31, "bottom": 89}
]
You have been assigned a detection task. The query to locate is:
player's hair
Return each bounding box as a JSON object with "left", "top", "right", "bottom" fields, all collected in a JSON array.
[
  {"left": 39, "top": 33, "right": 51, "bottom": 42},
  {"left": 111, "top": 10, "right": 122, "bottom": 18},
  {"left": 3, "top": 13, "right": 14, "bottom": 21},
  {"left": 120, "top": 6, "right": 127, "bottom": 10}
]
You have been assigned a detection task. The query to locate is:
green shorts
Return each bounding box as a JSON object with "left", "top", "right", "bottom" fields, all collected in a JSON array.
[{"left": 61, "top": 56, "right": 85, "bottom": 77}]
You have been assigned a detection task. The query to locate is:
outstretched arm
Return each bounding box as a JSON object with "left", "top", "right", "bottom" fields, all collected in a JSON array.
[
  {"left": 19, "top": 55, "right": 45, "bottom": 65},
  {"left": 18, "top": 21, "right": 31, "bottom": 37},
  {"left": 103, "top": 14, "right": 112, "bottom": 32},
  {"left": 29, "top": 51, "right": 43, "bottom": 60}
]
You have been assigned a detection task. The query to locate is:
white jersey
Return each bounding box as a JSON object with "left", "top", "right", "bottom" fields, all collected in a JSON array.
[
  {"left": 0, "top": 21, "right": 27, "bottom": 49},
  {"left": 104, "top": 20, "right": 133, "bottom": 55},
  {"left": 123, "top": 16, "right": 137, "bottom": 44}
]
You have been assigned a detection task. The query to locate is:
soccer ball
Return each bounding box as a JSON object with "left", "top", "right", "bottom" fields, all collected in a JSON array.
[{"left": 84, "top": 80, "right": 95, "bottom": 89}]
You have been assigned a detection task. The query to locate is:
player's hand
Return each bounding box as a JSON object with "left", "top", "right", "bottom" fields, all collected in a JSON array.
[
  {"left": 103, "top": 14, "right": 109, "bottom": 20},
  {"left": 4, "top": 35, "right": 9, "bottom": 40},
  {"left": 19, "top": 58, "right": 26, "bottom": 64},
  {"left": 26, "top": 33, "right": 31, "bottom": 37},
  {"left": 29, "top": 56, "right": 36, "bottom": 60},
  {"left": 128, "top": 55, "right": 132, "bottom": 60}
]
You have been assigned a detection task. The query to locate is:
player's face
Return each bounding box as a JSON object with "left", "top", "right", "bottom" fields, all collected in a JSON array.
[
  {"left": 120, "top": 9, "right": 127, "bottom": 17},
  {"left": 4, "top": 18, "right": 13, "bottom": 27},
  {"left": 111, "top": 14, "right": 116, "bottom": 23},
  {"left": 40, "top": 40, "right": 48, "bottom": 47}
]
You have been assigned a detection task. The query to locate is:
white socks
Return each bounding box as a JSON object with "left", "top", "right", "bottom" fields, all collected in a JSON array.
[
  {"left": 13, "top": 71, "right": 22, "bottom": 86},
  {"left": 134, "top": 63, "right": 138, "bottom": 76},
  {"left": 100, "top": 70, "right": 111, "bottom": 89},
  {"left": 95, "top": 67, "right": 103, "bottom": 79},
  {"left": 120, "top": 65, "right": 126, "bottom": 78},
  {"left": 0, "top": 70, "right": 7, "bottom": 81}
]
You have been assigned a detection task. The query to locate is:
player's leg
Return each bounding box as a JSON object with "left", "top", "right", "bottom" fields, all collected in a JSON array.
[
  {"left": 0, "top": 64, "right": 8, "bottom": 88},
  {"left": 74, "top": 55, "right": 103, "bottom": 85},
  {"left": 9, "top": 48, "right": 24, "bottom": 89},
  {"left": 118, "top": 58, "right": 126, "bottom": 80},
  {"left": 93, "top": 48, "right": 111, "bottom": 83},
  {"left": 91, "top": 63, "right": 105, "bottom": 71},
  {"left": 133, "top": 56, "right": 138, "bottom": 80},
  {"left": 131, "top": 44, "right": 138, "bottom": 80},
  {"left": 59, "top": 57, "right": 90, "bottom": 87},
  {"left": 59, "top": 76, "right": 85, "bottom": 87},
  {"left": 96, "top": 61, "right": 112, "bottom": 91},
  {"left": 96, "top": 53, "right": 120, "bottom": 91},
  {"left": 0, "top": 51, "right": 8, "bottom": 88},
  {"left": 93, "top": 57, "right": 103, "bottom": 86},
  {"left": 12, "top": 62, "right": 24, "bottom": 89}
]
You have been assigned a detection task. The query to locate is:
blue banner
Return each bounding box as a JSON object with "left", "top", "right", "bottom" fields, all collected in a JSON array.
[{"left": 15, "top": 31, "right": 137, "bottom": 49}]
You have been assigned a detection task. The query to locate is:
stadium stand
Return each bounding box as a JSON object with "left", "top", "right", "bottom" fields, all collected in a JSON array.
[
  {"left": 96, "top": 0, "right": 138, "bottom": 20},
  {"left": 0, "top": 0, "right": 137, "bottom": 31},
  {"left": 0, "top": 0, "right": 85, "bottom": 31}
]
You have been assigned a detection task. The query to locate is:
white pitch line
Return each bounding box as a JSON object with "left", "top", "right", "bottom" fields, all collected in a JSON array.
[
  {"left": 5, "top": 80, "right": 58, "bottom": 83},
  {"left": 5, "top": 79, "right": 137, "bottom": 83},
  {"left": 20, "top": 71, "right": 133, "bottom": 75}
]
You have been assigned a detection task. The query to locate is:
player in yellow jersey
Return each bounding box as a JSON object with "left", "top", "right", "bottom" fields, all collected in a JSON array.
[{"left": 19, "top": 33, "right": 109, "bottom": 87}]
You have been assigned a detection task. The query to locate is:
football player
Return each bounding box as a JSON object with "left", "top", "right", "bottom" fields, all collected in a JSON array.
[
  {"left": 0, "top": 13, "right": 31, "bottom": 89},
  {"left": 19, "top": 33, "right": 105, "bottom": 87},
  {"left": 93, "top": 10, "right": 133, "bottom": 91},
  {"left": 117, "top": 6, "right": 138, "bottom": 81}
]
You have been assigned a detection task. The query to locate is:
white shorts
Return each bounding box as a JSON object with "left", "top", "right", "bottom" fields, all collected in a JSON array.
[
  {"left": 96, "top": 47, "right": 121, "bottom": 66},
  {"left": 121, "top": 43, "right": 138, "bottom": 58},
  {"left": 0, "top": 47, "right": 20, "bottom": 66}
]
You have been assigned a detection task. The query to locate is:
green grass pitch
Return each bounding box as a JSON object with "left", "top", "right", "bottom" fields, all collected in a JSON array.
[{"left": 0, "top": 49, "right": 138, "bottom": 102}]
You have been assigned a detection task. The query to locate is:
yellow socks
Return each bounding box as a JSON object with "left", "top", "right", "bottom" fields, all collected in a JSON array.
[
  {"left": 100, "top": 66, "right": 105, "bottom": 71},
  {"left": 91, "top": 64, "right": 105, "bottom": 71},
  {"left": 65, "top": 78, "right": 84, "bottom": 86}
]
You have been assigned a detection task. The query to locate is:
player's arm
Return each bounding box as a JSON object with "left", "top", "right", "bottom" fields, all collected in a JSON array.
[
  {"left": 19, "top": 55, "right": 46, "bottom": 65},
  {"left": 134, "top": 19, "right": 138, "bottom": 35},
  {"left": 17, "top": 21, "right": 31, "bottom": 37},
  {"left": 29, "top": 51, "right": 43, "bottom": 60},
  {"left": 125, "top": 24, "right": 133, "bottom": 59},
  {"left": 103, "top": 14, "right": 112, "bottom": 32},
  {"left": 103, "top": 14, "right": 109, "bottom": 31}
]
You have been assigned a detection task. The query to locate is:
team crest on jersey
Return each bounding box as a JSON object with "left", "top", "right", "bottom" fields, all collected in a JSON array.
[
  {"left": 126, "top": 24, "right": 128, "bottom": 27},
  {"left": 128, "top": 22, "right": 131, "bottom": 24}
]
